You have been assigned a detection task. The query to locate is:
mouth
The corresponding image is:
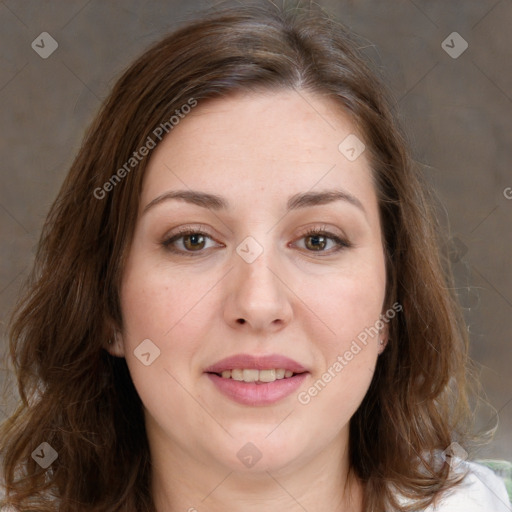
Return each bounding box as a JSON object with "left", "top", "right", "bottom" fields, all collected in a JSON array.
[
  {"left": 207, "top": 368, "right": 304, "bottom": 383},
  {"left": 204, "top": 353, "right": 309, "bottom": 406}
]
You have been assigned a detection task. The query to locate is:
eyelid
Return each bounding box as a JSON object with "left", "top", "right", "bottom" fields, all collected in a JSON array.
[
  {"left": 291, "top": 225, "right": 352, "bottom": 254},
  {"left": 161, "top": 224, "right": 352, "bottom": 256},
  {"left": 165, "top": 224, "right": 211, "bottom": 238},
  {"left": 161, "top": 225, "right": 224, "bottom": 256},
  {"left": 294, "top": 223, "right": 346, "bottom": 240}
]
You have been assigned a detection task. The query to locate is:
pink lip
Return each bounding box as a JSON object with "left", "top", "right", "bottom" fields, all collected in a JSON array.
[
  {"left": 206, "top": 373, "right": 308, "bottom": 406},
  {"left": 204, "top": 353, "right": 309, "bottom": 406},
  {"left": 204, "top": 353, "right": 308, "bottom": 373}
]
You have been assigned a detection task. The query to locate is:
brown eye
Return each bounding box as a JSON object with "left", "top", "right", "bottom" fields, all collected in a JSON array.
[
  {"left": 182, "top": 233, "right": 206, "bottom": 251},
  {"left": 305, "top": 234, "right": 327, "bottom": 251},
  {"left": 293, "top": 228, "right": 351, "bottom": 254},
  {"left": 162, "top": 228, "right": 222, "bottom": 256}
]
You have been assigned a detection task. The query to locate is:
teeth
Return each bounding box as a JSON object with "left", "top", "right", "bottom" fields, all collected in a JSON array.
[
  {"left": 242, "top": 369, "right": 259, "bottom": 382},
  {"left": 218, "top": 369, "right": 297, "bottom": 383},
  {"left": 258, "top": 369, "right": 276, "bottom": 382},
  {"left": 231, "top": 369, "right": 244, "bottom": 381}
]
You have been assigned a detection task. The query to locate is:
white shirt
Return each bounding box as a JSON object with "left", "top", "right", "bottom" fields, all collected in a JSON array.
[
  {"left": 432, "top": 461, "right": 511, "bottom": 511},
  {"left": 398, "top": 461, "right": 512, "bottom": 511}
]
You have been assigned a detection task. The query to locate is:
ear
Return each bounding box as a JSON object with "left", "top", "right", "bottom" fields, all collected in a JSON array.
[
  {"left": 378, "top": 319, "right": 389, "bottom": 354},
  {"left": 103, "top": 317, "right": 126, "bottom": 358}
]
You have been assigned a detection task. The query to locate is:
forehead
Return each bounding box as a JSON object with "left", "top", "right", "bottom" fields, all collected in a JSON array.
[{"left": 140, "top": 89, "right": 376, "bottom": 212}]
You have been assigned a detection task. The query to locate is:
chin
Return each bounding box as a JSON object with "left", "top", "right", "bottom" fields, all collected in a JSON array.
[{"left": 214, "top": 429, "right": 310, "bottom": 474}]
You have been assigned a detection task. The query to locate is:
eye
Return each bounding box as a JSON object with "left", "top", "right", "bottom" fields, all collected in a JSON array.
[
  {"left": 161, "top": 225, "right": 351, "bottom": 257},
  {"left": 162, "top": 227, "right": 223, "bottom": 256},
  {"left": 293, "top": 227, "right": 351, "bottom": 254}
]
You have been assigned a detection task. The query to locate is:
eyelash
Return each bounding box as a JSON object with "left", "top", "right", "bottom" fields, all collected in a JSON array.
[{"left": 161, "top": 225, "right": 352, "bottom": 257}]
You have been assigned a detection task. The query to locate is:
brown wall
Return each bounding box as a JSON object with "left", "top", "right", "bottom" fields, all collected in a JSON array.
[{"left": 1, "top": 0, "right": 511, "bottom": 460}]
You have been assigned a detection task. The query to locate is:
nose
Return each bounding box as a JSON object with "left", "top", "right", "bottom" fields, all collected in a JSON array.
[{"left": 223, "top": 241, "right": 293, "bottom": 334}]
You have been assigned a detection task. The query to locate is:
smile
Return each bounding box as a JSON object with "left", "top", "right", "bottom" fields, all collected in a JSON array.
[
  {"left": 215, "top": 368, "right": 296, "bottom": 383},
  {"left": 204, "top": 353, "right": 310, "bottom": 406}
]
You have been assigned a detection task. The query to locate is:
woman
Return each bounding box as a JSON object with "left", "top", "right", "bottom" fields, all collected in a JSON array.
[{"left": 1, "top": 2, "right": 510, "bottom": 511}]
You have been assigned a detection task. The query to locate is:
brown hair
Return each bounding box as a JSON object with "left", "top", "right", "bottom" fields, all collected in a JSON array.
[{"left": 1, "top": 1, "right": 479, "bottom": 510}]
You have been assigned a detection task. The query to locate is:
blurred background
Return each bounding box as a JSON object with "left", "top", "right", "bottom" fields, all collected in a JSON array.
[{"left": 0, "top": 0, "right": 511, "bottom": 462}]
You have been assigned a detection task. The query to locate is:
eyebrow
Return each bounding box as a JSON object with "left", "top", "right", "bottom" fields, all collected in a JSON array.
[{"left": 142, "top": 188, "right": 366, "bottom": 216}]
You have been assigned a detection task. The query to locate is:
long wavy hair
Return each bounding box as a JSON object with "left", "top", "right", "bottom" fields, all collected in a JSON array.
[{"left": 1, "top": 1, "right": 479, "bottom": 510}]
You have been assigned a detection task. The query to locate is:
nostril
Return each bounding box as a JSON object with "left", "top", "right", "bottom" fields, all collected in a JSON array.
[{"left": 237, "top": 318, "right": 246, "bottom": 324}]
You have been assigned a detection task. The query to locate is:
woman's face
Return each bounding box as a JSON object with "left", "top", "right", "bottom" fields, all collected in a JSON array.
[{"left": 114, "top": 90, "right": 388, "bottom": 475}]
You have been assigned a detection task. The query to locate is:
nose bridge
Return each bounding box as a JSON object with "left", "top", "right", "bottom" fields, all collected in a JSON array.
[
  {"left": 236, "top": 233, "right": 281, "bottom": 298},
  {"left": 225, "top": 232, "right": 292, "bottom": 330}
]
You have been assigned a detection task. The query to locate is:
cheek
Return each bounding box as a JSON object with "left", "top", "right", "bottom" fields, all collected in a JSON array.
[
  {"left": 295, "top": 256, "right": 385, "bottom": 411},
  {"left": 118, "top": 264, "right": 216, "bottom": 421},
  {"left": 297, "top": 274, "right": 383, "bottom": 426},
  {"left": 298, "top": 350, "right": 376, "bottom": 445},
  {"left": 120, "top": 256, "right": 215, "bottom": 343},
  {"left": 119, "top": 256, "right": 222, "bottom": 398},
  {"left": 298, "top": 257, "right": 386, "bottom": 351}
]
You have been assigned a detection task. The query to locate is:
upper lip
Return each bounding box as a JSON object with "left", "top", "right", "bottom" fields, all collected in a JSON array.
[{"left": 204, "top": 353, "right": 308, "bottom": 374}]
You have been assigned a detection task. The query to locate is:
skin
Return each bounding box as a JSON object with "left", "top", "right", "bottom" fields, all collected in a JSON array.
[{"left": 106, "top": 89, "right": 389, "bottom": 512}]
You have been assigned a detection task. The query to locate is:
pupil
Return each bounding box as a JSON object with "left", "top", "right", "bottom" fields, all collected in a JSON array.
[
  {"left": 185, "top": 234, "right": 204, "bottom": 250},
  {"left": 308, "top": 235, "right": 325, "bottom": 251}
]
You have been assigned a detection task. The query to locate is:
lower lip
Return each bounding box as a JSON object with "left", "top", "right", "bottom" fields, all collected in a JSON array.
[{"left": 206, "top": 373, "right": 308, "bottom": 406}]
